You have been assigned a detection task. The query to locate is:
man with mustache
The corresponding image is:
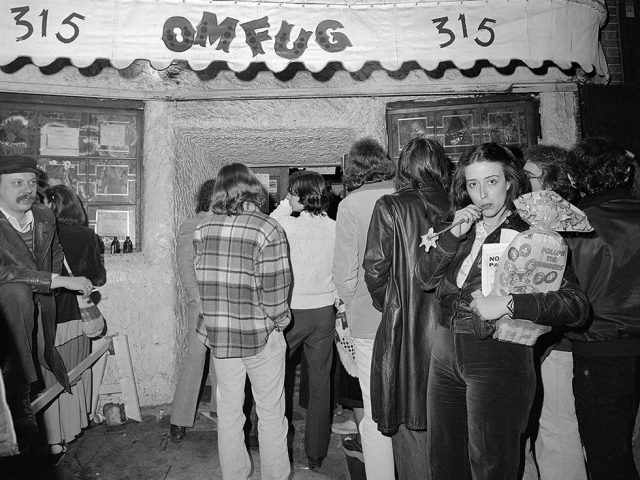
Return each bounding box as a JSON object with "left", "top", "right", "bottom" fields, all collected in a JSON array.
[{"left": 0, "top": 155, "right": 93, "bottom": 455}]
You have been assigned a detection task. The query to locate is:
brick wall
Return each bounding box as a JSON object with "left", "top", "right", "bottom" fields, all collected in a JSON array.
[{"left": 601, "top": 0, "right": 624, "bottom": 84}]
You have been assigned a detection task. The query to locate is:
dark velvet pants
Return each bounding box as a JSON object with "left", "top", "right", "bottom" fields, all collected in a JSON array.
[
  {"left": 573, "top": 353, "right": 640, "bottom": 480},
  {"left": 427, "top": 325, "right": 536, "bottom": 480},
  {"left": 285, "top": 305, "right": 335, "bottom": 461}
]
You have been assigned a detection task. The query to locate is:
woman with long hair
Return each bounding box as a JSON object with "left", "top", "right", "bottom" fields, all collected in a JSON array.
[
  {"left": 363, "top": 137, "right": 451, "bottom": 478},
  {"left": 415, "top": 143, "right": 589, "bottom": 479},
  {"left": 41, "top": 185, "right": 106, "bottom": 463},
  {"left": 270, "top": 170, "right": 336, "bottom": 472}
]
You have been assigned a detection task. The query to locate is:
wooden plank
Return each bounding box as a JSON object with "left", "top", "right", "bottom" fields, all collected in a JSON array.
[
  {"left": 112, "top": 335, "right": 142, "bottom": 422},
  {"left": 90, "top": 337, "right": 110, "bottom": 418},
  {"left": 31, "top": 337, "right": 113, "bottom": 414}
]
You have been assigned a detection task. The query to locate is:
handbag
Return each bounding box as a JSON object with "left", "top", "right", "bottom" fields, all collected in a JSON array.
[
  {"left": 63, "top": 257, "right": 105, "bottom": 338},
  {"left": 334, "top": 299, "right": 358, "bottom": 377}
]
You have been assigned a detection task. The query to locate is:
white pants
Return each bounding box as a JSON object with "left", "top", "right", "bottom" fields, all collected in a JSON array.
[
  {"left": 353, "top": 337, "right": 395, "bottom": 480},
  {"left": 535, "top": 350, "right": 587, "bottom": 480},
  {"left": 212, "top": 330, "right": 290, "bottom": 480}
]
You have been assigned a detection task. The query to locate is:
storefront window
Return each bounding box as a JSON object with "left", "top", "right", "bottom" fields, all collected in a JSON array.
[
  {"left": 387, "top": 94, "right": 539, "bottom": 164},
  {"left": 0, "top": 94, "right": 143, "bottom": 249}
]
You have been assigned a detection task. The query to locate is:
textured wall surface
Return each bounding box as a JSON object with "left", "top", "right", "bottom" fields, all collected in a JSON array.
[
  {"left": 97, "top": 101, "right": 178, "bottom": 406},
  {"left": 539, "top": 91, "right": 579, "bottom": 148},
  {"left": 0, "top": 62, "right": 580, "bottom": 406}
]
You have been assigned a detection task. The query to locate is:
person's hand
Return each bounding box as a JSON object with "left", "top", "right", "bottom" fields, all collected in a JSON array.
[
  {"left": 470, "top": 295, "right": 512, "bottom": 321},
  {"left": 52, "top": 275, "right": 94, "bottom": 298},
  {"left": 451, "top": 205, "right": 482, "bottom": 237}
]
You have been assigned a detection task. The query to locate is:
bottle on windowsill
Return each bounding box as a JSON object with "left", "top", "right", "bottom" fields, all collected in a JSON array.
[
  {"left": 123, "top": 236, "right": 133, "bottom": 253},
  {"left": 110, "top": 236, "right": 121, "bottom": 254}
]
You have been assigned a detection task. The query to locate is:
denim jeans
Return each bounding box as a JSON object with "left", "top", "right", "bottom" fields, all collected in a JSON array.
[
  {"left": 213, "top": 330, "right": 290, "bottom": 480},
  {"left": 427, "top": 324, "right": 535, "bottom": 480},
  {"left": 573, "top": 353, "right": 640, "bottom": 480}
]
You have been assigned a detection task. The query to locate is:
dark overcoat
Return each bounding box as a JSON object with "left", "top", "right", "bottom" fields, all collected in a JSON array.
[
  {"left": 0, "top": 203, "right": 70, "bottom": 390},
  {"left": 364, "top": 181, "right": 450, "bottom": 434}
]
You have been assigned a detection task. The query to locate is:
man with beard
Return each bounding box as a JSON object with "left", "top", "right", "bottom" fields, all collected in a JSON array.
[{"left": 0, "top": 155, "right": 93, "bottom": 454}]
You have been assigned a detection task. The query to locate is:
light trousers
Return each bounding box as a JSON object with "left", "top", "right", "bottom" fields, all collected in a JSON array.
[
  {"left": 353, "top": 337, "right": 395, "bottom": 480},
  {"left": 170, "top": 301, "right": 217, "bottom": 427},
  {"left": 535, "top": 350, "right": 587, "bottom": 480},
  {"left": 213, "top": 330, "right": 290, "bottom": 480}
]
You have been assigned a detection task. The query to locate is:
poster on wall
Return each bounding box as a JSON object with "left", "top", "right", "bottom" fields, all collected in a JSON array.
[
  {"left": 95, "top": 165, "right": 130, "bottom": 196},
  {"left": 397, "top": 117, "right": 432, "bottom": 153},
  {"left": 96, "top": 209, "right": 130, "bottom": 238},
  {"left": 255, "top": 173, "right": 270, "bottom": 191},
  {"left": 98, "top": 122, "right": 129, "bottom": 155},
  {"left": 40, "top": 125, "right": 80, "bottom": 156}
]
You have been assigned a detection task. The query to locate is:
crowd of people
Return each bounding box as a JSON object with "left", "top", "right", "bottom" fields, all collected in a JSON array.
[
  {"left": 166, "top": 135, "right": 640, "bottom": 480},
  {"left": 1, "top": 134, "right": 639, "bottom": 480}
]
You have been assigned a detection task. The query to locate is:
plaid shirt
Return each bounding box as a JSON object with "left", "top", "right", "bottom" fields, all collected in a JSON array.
[{"left": 194, "top": 205, "right": 291, "bottom": 358}]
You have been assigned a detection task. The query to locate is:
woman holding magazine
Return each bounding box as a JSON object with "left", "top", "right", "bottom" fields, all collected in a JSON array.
[{"left": 415, "top": 143, "right": 589, "bottom": 480}]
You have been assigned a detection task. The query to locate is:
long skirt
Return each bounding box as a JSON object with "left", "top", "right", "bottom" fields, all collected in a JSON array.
[{"left": 41, "top": 320, "right": 92, "bottom": 445}]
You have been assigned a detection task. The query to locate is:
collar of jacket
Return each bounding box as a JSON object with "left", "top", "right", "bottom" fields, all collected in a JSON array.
[
  {"left": 354, "top": 180, "right": 395, "bottom": 193},
  {"left": 578, "top": 187, "right": 637, "bottom": 210},
  {"left": 396, "top": 180, "right": 447, "bottom": 195},
  {"left": 0, "top": 204, "right": 55, "bottom": 266}
]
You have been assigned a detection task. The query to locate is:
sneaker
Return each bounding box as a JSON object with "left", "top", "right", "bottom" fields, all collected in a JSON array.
[
  {"left": 342, "top": 434, "right": 364, "bottom": 462},
  {"left": 331, "top": 418, "right": 358, "bottom": 435}
]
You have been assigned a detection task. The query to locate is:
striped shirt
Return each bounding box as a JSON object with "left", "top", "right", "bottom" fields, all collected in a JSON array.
[{"left": 194, "top": 204, "right": 292, "bottom": 358}]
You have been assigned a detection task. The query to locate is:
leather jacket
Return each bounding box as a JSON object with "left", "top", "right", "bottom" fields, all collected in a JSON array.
[
  {"left": 0, "top": 203, "right": 70, "bottom": 390},
  {"left": 364, "top": 181, "right": 450, "bottom": 434},
  {"left": 566, "top": 188, "right": 640, "bottom": 351},
  {"left": 415, "top": 213, "right": 589, "bottom": 336}
]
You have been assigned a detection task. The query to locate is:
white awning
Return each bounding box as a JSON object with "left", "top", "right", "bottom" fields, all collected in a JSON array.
[{"left": 0, "top": 0, "right": 609, "bottom": 77}]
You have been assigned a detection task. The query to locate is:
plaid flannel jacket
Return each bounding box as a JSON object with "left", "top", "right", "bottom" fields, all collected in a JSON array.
[{"left": 194, "top": 206, "right": 292, "bottom": 358}]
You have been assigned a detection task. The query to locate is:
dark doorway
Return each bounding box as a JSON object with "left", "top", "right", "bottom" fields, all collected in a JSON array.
[{"left": 578, "top": 84, "right": 640, "bottom": 154}]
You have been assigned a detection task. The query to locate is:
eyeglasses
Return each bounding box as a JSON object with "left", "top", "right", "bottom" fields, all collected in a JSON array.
[{"left": 525, "top": 173, "right": 542, "bottom": 181}]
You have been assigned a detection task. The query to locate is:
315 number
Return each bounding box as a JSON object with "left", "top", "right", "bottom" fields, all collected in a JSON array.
[
  {"left": 432, "top": 14, "right": 496, "bottom": 48},
  {"left": 11, "top": 6, "right": 85, "bottom": 44}
]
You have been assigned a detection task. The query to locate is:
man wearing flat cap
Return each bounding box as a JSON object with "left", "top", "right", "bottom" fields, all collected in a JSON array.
[{"left": 0, "top": 155, "right": 93, "bottom": 453}]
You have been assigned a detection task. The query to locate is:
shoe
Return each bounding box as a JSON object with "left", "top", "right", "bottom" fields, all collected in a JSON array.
[
  {"left": 169, "top": 424, "right": 186, "bottom": 443},
  {"left": 308, "top": 456, "right": 324, "bottom": 472},
  {"left": 342, "top": 434, "right": 364, "bottom": 462},
  {"left": 48, "top": 443, "right": 68, "bottom": 466},
  {"left": 331, "top": 417, "right": 358, "bottom": 435}
]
